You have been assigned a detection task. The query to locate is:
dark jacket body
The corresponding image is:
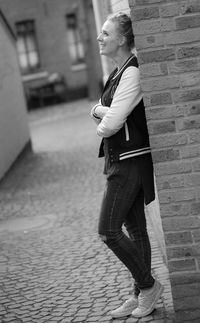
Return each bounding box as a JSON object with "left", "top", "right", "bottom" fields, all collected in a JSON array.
[{"left": 98, "top": 55, "right": 151, "bottom": 162}]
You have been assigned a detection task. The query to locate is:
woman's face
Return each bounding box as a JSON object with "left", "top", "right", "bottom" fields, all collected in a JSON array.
[{"left": 97, "top": 20, "right": 121, "bottom": 58}]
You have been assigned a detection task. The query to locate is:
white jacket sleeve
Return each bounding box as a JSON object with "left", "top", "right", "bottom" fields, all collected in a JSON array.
[{"left": 97, "top": 66, "right": 143, "bottom": 138}]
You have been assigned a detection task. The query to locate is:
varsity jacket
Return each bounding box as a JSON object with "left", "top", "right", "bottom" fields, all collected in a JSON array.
[{"left": 96, "top": 55, "right": 151, "bottom": 163}]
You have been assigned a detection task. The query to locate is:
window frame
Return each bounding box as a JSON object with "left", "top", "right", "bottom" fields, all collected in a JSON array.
[
  {"left": 15, "top": 19, "right": 40, "bottom": 75},
  {"left": 66, "top": 13, "right": 85, "bottom": 66}
]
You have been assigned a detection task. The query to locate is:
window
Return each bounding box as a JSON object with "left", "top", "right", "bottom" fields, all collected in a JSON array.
[
  {"left": 66, "top": 13, "right": 85, "bottom": 65},
  {"left": 15, "top": 20, "right": 40, "bottom": 74}
]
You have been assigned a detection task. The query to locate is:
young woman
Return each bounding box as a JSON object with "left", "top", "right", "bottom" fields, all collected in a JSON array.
[{"left": 91, "top": 12, "right": 163, "bottom": 318}]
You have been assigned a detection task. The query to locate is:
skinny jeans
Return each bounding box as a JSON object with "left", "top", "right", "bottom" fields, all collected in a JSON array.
[{"left": 98, "top": 156, "right": 154, "bottom": 291}]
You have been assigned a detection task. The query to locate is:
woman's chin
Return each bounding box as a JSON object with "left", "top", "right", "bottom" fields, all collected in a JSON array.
[{"left": 99, "top": 50, "right": 107, "bottom": 56}]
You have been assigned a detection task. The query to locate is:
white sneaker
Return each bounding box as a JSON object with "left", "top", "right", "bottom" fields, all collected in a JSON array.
[
  {"left": 110, "top": 295, "right": 138, "bottom": 318},
  {"left": 131, "top": 280, "right": 164, "bottom": 318}
]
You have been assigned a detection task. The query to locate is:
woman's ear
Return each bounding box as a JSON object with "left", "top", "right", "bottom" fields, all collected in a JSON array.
[{"left": 118, "top": 35, "right": 126, "bottom": 47}]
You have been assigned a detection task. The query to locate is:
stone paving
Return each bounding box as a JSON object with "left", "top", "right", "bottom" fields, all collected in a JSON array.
[{"left": 0, "top": 99, "right": 175, "bottom": 322}]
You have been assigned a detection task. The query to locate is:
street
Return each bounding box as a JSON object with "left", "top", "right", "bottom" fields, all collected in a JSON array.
[{"left": 0, "top": 99, "right": 174, "bottom": 323}]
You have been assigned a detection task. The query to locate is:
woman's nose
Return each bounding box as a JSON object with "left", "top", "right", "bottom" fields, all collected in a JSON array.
[{"left": 97, "top": 33, "right": 102, "bottom": 41}]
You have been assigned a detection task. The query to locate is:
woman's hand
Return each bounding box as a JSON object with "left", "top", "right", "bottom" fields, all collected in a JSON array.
[
  {"left": 93, "top": 104, "right": 109, "bottom": 119},
  {"left": 91, "top": 104, "right": 109, "bottom": 125}
]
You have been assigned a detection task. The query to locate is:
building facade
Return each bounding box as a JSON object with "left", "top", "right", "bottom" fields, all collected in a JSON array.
[
  {"left": 0, "top": 0, "right": 102, "bottom": 107},
  {"left": 0, "top": 10, "right": 30, "bottom": 180}
]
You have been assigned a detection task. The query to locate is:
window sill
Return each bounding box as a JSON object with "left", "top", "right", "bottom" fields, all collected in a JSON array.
[
  {"left": 22, "top": 71, "right": 48, "bottom": 82},
  {"left": 71, "top": 63, "right": 86, "bottom": 72}
]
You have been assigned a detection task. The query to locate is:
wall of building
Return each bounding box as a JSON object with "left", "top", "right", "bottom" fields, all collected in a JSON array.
[
  {"left": 129, "top": 0, "right": 200, "bottom": 321},
  {"left": 0, "top": 12, "right": 30, "bottom": 180},
  {"left": 0, "top": 0, "right": 102, "bottom": 101},
  {"left": 110, "top": 0, "right": 130, "bottom": 13}
]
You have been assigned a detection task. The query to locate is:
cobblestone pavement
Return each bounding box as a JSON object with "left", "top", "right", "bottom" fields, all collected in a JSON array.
[{"left": 0, "top": 99, "right": 175, "bottom": 323}]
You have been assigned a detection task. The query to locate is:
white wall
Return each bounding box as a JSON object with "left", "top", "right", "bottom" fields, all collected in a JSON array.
[
  {"left": 110, "top": 0, "right": 130, "bottom": 13},
  {"left": 0, "top": 14, "right": 30, "bottom": 180}
]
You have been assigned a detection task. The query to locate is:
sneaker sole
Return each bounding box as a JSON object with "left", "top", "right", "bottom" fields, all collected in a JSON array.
[
  {"left": 111, "top": 305, "right": 137, "bottom": 318},
  {"left": 111, "top": 303, "right": 138, "bottom": 319},
  {"left": 132, "top": 285, "right": 164, "bottom": 318},
  {"left": 111, "top": 312, "right": 132, "bottom": 319}
]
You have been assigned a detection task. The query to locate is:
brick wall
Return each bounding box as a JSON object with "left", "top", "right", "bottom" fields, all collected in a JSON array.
[{"left": 129, "top": 0, "right": 200, "bottom": 321}]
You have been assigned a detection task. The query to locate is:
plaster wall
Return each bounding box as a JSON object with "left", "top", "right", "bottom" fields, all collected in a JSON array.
[{"left": 0, "top": 17, "right": 30, "bottom": 179}]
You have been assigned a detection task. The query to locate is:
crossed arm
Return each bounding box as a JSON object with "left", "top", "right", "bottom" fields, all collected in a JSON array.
[{"left": 90, "top": 66, "right": 143, "bottom": 138}]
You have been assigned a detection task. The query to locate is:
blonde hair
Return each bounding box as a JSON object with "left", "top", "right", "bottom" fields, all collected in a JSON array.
[{"left": 107, "top": 12, "right": 135, "bottom": 50}]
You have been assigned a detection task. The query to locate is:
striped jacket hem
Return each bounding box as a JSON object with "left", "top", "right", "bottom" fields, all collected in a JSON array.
[{"left": 119, "top": 147, "right": 151, "bottom": 160}]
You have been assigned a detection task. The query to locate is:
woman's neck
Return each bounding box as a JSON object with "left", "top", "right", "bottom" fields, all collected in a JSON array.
[{"left": 112, "top": 51, "right": 133, "bottom": 70}]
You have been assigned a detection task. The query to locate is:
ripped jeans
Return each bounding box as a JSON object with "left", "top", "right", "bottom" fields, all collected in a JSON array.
[{"left": 98, "top": 157, "right": 154, "bottom": 292}]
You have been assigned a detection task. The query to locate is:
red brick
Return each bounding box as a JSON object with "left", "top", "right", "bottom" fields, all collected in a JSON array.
[
  {"left": 180, "top": 72, "right": 200, "bottom": 88},
  {"left": 160, "top": 203, "right": 190, "bottom": 217},
  {"left": 154, "top": 161, "right": 192, "bottom": 175},
  {"left": 133, "top": 20, "right": 161, "bottom": 35},
  {"left": 159, "top": 188, "right": 196, "bottom": 204},
  {"left": 131, "top": 7, "right": 159, "bottom": 21},
  {"left": 161, "top": 17, "right": 175, "bottom": 31},
  {"left": 191, "top": 202, "right": 200, "bottom": 216},
  {"left": 193, "top": 228, "right": 200, "bottom": 242},
  {"left": 175, "top": 14, "right": 200, "bottom": 30},
  {"left": 185, "top": 173, "right": 200, "bottom": 187},
  {"left": 173, "top": 295, "right": 200, "bottom": 311},
  {"left": 176, "top": 45, "right": 200, "bottom": 59},
  {"left": 180, "top": 145, "right": 200, "bottom": 159},
  {"left": 145, "top": 104, "right": 184, "bottom": 120},
  {"left": 176, "top": 116, "right": 200, "bottom": 130},
  {"left": 162, "top": 216, "right": 200, "bottom": 232},
  {"left": 192, "top": 159, "right": 200, "bottom": 171},
  {"left": 148, "top": 120, "right": 176, "bottom": 134},
  {"left": 168, "top": 58, "right": 200, "bottom": 74},
  {"left": 185, "top": 102, "right": 200, "bottom": 115},
  {"left": 170, "top": 272, "right": 200, "bottom": 285},
  {"left": 144, "top": 92, "right": 172, "bottom": 106},
  {"left": 141, "top": 76, "right": 179, "bottom": 92},
  {"left": 181, "top": 1, "right": 200, "bottom": 15},
  {"left": 138, "top": 48, "right": 175, "bottom": 64},
  {"left": 173, "top": 89, "right": 200, "bottom": 103},
  {"left": 189, "top": 131, "right": 200, "bottom": 144},
  {"left": 176, "top": 309, "right": 200, "bottom": 322},
  {"left": 167, "top": 245, "right": 200, "bottom": 260},
  {"left": 156, "top": 174, "right": 185, "bottom": 190},
  {"left": 168, "top": 258, "right": 196, "bottom": 273},
  {"left": 160, "top": 4, "right": 179, "bottom": 17},
  {"left": 165, "top": 28, "right": 200, "bottom": 45},
  {"left": 139, "top": 62, "right": 168, "bottom": 78},
  {"left": 134, "top": 34, "right": 164, "bottom": 49},
  {"left": 150, "top": 133, "right": 187, "bottom": 148},
  {"left": 183, "top": 116, "right": 200, "bottom": 129},
  {"left": 152, "top": 148, "right": 180, "bottom": 163},
  {"left": 165, "top": 231, "right": 193, "bottom": 245},
  {"left": 133, "top": 18, "right": 174, "bottom": 35}
]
